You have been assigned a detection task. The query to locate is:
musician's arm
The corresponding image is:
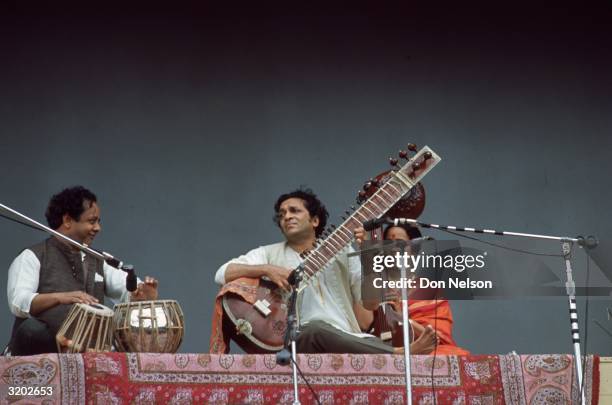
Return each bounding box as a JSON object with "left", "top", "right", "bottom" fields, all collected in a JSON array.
[
  {"left": 224, "top": 263, "right": 271, "bottom": 282},
  {"left": 353, "top": 302, "right": 374, "bottom": 332},
  {"left": 409, "top": 319, "right": 427, "bottom": 337},
  {"left": 8, "top": 250, "right": 100, "bottom": 317},
  {"left": 29, "top": 294, "right": 60, "bottom": 316},
  {"left": 215, "top": 246, "right": 266, "bottom": 284},
  {"left": 7, "top": 249, "right": 40, "bottom": 317},
  {"left": 345, "top": 248, "right": 376, "bottom": 331},
  {"left": 224, "top": 264, "right": 292, "bottom": 291},
  {"left": 30, "top": 291, "right": 98, "bottom": 315},
  {"left": 216, "top": 246, "right": 292, "bottom": 290}
]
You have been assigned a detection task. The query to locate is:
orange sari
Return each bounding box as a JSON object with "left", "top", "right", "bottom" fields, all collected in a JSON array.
[{"left": 408, "top": 299, "right": 470, "bottom": 355}]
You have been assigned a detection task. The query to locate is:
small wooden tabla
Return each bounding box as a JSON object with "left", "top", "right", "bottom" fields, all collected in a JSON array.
[
  {"left": 113, "top": 300, "right": 184, "bottom": 353},
  {"left": 56, "top": 303, "right": 114, "bottom": 353}
]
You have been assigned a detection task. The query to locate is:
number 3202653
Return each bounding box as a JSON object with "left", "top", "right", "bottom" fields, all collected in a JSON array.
[{"left": 8, "top": 386, "right": 54, "bottom": 396}]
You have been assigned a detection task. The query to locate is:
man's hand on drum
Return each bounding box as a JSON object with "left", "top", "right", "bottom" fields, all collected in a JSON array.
[
  {"left": 55, "top": 290, "right": 99, "bottom": 305},
  {"left": 56, "top": 335, "right": 72, "bottom": 353},
  {"left": 131, "top": 276, "right": 159, "bottom": 301}
]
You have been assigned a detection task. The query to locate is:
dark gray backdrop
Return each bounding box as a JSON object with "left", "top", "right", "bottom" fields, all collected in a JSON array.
[{"left": 0, "top": 4, "right": 610, "bottom": 354}]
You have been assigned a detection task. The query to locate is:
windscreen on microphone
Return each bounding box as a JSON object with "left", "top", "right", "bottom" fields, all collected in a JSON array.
[
  {"left": 577, "top": 235, "right": 599, "bottom": 250},
  {"left": 124, "top": 265, "right": 138, "bottom": 292},
  {"left": 410, "top": 236, "right": 434, "bottom": 243},
  {"left": 276, "top": 349, "right": 291, "bottom": 366},
  {"left": 363, "top": 217, "right": 391, "bottom": 231}
]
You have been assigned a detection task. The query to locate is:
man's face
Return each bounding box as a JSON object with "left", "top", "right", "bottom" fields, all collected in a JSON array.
[
  {"left": 62, "top": 201, "right": 101, "bottom": 245},
  {"left": 385, "top": 226, "right": 410, "bottom": 241},
  {"left": 278, "top": 198, "right": 319, "bottom": 241}
]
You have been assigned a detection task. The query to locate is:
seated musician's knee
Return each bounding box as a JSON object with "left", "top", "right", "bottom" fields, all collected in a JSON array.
[
  {"left": 16, "top": 318, "right": 49, "bottom": 340},
  {"left": 299, "top": 320, "right": 330, "bottom": 336},
  {"left": 11, "top": 318, "right": 55, "bottom": 355}
]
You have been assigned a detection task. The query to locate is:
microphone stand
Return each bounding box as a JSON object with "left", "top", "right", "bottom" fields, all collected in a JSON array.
[
  {"left": 276, "top": 265, "right": 304, "bottom": 405},
  {"left": 0, "top": 202, "right": 137, "bottom": 288},
  {"left": 388, "top": 216, "right": 597, "bottom": 405},
  {"left": 395, "top": 240, "right": 413, "bottom": 405}
]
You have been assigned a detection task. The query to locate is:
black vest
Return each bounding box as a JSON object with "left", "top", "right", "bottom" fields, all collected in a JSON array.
[{"left": 9, "top": 237, "right": 106, "bottom": 349}]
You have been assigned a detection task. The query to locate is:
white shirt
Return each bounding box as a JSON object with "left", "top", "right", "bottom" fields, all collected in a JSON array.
[
  {"left": 7, "top": 249, "right": 134, "bottom": 318},
  {"left": 215, "top": 241, "right": 372, "bottom": 338}
]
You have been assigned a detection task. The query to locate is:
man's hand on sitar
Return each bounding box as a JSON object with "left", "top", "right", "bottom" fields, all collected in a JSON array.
[{"left": 264, "top": 265, "right": 292, "bottom": 291}]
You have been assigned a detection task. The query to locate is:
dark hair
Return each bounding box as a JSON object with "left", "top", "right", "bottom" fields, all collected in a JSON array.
[
  {"left": 273, "top": 188, "right": 328, "bottom": 237},
  {"left": 383, "top": 223, "right": 422, "bottom": 240},
  {"left": 45, "top": 186, "right": 98, "bottom": 229}
]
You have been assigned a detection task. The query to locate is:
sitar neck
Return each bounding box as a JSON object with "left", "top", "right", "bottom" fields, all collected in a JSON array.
[{"left": 296, "top": 146, "right": 441, "bottom": 293}]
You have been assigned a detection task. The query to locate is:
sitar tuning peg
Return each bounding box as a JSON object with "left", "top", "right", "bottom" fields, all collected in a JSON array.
[
  {"left": 363, "top": 181, "right": 372, "bottom": 191},
  {"left": 370, "top": 178, "right": 379, "bottom": 187},
  {"left": 399, "top": 150, "right": 408, "bottom": 160},
  {"left": 423, "top": 151, "right": 432, "bottom": 161},
  {"left": 357, "top": 190, "right": 366, "bottom": 201},
  {"left": 389, "top": 157, "right": 399, "bottom": 167},
  {"left": 407, "top": 143, "right": 417, "bottom": 152},
  {"left": 412, "top": 162, "right": 421, "bottom": 171}
]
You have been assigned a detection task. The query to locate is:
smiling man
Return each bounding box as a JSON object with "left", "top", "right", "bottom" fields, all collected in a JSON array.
[
  {"left": 213, "top": 188, "right": 394, "bottom": 354},
  {"left": 6, "top": 186, "right": 158, "bottom": 355}
]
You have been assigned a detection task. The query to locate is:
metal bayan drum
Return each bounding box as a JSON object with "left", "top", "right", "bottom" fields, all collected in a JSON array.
[
  {"left": 113, "top": 300, "right": 184, "bottom": 353},
  {"left": 56, "top": 303, "right": 114, "bottom": 353}
]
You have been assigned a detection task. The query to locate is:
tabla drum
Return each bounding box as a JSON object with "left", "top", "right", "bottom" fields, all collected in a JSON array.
[
  {"left": 113, "top": 300, "right": 184, "bottom": 353},
  {"left": 56, "top": 303, "right": 114, "bottom": 353}
]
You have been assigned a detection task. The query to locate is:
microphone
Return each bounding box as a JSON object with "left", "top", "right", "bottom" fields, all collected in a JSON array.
[
  {"left": 388, "top": 236, "right": 433, "bottom": 250},
  {"left": 363, "top": 217, "right": 392, "bottom": 231},
  {"left": 577, "top": 235, "right": 599, "bottom": 250},
  {"left": 276, "top": 348, "right": 291, "bottom": 366},
  {"left": 123, "top": 264, "right": 138, "bottom": 292},
  {"left": 410, "top": 236, "right": 434, "bottom": 243},
  {"left": 90, "top": 248, "right": 137, "bottom": 292},
  {"left": 90, "top": 248, "right": 123, "bottom": 268}
]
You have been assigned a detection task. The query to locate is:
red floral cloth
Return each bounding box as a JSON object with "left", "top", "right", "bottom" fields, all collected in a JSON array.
[
  {"left": 0, "top": 353, "right": 600, "bottom": 404},
  {"left": 209, "top": 277, "right": 260, "bottom": 354}
]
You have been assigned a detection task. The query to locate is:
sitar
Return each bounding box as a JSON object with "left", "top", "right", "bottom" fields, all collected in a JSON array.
[
  {"left": 222, "top": 145, "right": 441, "bottom": 353},
  {"left": 359, "top": 159, "right": 427, "bottom": 348}
]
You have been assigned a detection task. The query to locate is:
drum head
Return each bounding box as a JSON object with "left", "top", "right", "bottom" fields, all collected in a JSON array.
[
  {"left": 76, "top": 302, "right": 114, "bottom": 317},
  {"left": 112, "top": 299, "right": 184, "bottom": 353}
]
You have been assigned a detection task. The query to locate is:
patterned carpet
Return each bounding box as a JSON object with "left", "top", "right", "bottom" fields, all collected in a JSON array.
[{"left": 0, "top": 353, "right": 599, "bottom": 404}]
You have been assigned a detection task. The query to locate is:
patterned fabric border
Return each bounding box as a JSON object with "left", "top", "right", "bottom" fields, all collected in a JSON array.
[
  {"left": 0, "top": 353, "right": 600, "bottom": 404},
  {"left": 126, "top": 353, "right": 465, "bottom": 387},
  {"left": 58, "top": 353, "right": 86, "bottom": 403}
]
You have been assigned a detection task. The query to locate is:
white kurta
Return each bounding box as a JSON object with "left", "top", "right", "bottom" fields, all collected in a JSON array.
[
  {"left": 7, "top": 249, "right": 136, "bottom": 318},
  {"left": 216, "top": 241, "right": 372, "bottom": 338}
]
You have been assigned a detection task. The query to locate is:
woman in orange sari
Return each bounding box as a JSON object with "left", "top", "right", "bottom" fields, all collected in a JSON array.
[{"left": 355, "top": 224, "right": 470, "bottom": 355}]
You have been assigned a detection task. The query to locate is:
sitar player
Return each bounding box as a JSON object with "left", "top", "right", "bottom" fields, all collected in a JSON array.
[{"left": 210, "top": 188, "right": 438, "bottom": 354}]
